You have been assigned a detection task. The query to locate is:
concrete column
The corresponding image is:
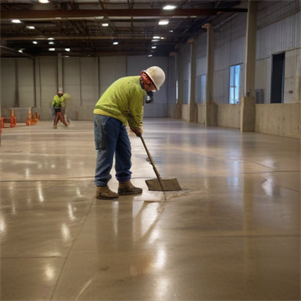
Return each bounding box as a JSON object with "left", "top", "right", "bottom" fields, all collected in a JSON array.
[
  {"left": 189, "top": 39, "right": 197, "bottom": 123},
  {"left": 240, "top": 1, "right": 257, "bottom": 133},
  {"left": 57, "top": 53, "right": 63, "bottom": 91},
  {"left": 175, "top": 55, "right": 183, "bottom": 119},
  {"left": 202, "top": 23, "right": 217, "bottom": 126}
]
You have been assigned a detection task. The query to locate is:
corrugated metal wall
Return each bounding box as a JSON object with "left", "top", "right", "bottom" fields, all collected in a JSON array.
[
  {"left": 0, "top": 55, "right": 171, "bottom": 121},
  {"left": 176, "top": 0, "right": 300, "bottom": 106}
]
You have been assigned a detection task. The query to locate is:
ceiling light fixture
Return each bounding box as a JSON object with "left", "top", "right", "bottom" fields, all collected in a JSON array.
[
  {"left": 113, "top": 41, "right": 118, "bottom": 45},
  {"left": 163, "top": 5, "right": 176, "bottom": 10},
  {"left": 102, "top": 23, "right": 109, "bottom": 27},
  {"left": 95, "top": 16, "right": 104, "bottom": 20},
  {"left": 48, "top": 41, "right": 54, "bottom": 44},
  {"left": 49, "top": 48, "right": 55, "bottom": 51},
  {"left": 153, "top": 36, "right": 160, "bottom": 40},
  {"left": 26, "top": 26, "right": 35, "bottom": 29},
  {"left": 18, "top": 49, "right": 23, "bottom": 53},
  {"left": 39, "top": 0, "right": 49, "bottom": 3},
  {"left": 12, "top": 19, "right": 21, "bottom": 23},
  {"left": 152, "top": 46, "right": 157, "bottom": 49},
  {"left": 148, "top": 54, "right": 152, "bottom": 57},
  {"left": 65, "top": 48, "right": 70, "bottom": 51},
  {"left": 33, "top": 41, "right": 38, "bottom": 44},
  {"left": 47, "top": 37, "right": 54, "bottom": 40},
  {"left": 159, "top": 20, "right": 169, "bottom": 25}
]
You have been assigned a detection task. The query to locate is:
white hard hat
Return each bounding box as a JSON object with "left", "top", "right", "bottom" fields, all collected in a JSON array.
[{"left": 144, "top": 66, "right": 165, "bottom": 91}]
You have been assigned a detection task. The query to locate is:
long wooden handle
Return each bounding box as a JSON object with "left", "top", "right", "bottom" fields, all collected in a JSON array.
[{"left": 140, "top": 136, "right": 165, "bottom": 192}]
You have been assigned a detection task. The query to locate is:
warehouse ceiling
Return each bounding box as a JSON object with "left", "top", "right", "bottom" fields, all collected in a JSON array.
[{"left": 0, "top": 0, "right": 247, "bottom": 58}]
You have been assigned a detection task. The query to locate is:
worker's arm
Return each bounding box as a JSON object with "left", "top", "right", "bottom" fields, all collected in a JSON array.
[{"left": 127, "top": 85, "right": 144, "bottom": 135}]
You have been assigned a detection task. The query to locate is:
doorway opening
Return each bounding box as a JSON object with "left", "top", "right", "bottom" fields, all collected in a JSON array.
[{"left": 271, "top": 52, "right": 285, "bottom": 103}]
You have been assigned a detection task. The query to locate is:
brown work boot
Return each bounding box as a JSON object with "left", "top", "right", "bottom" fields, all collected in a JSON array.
[
  {"left": 118, "top": 181, "right": 143, "bottom": 195},
  {"left": 95, "top": 186, "right": 119, "bottom": 199}
]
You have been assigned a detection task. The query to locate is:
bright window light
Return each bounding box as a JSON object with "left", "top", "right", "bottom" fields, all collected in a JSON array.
[
  {"left": 102, "top": 23, "right": 109, "bottom": 27},
  {"left": 95, "top": 16, "right": 104, "bottom": 19},
  {"left": 12, "top": 19, "right": 21, "bottom": 23},
  {"left": 159, "top": 20, "right": 169, "bottom": 25}
]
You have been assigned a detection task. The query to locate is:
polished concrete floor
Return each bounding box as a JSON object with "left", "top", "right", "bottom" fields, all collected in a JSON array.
[{"left": 0, "top": 119, "right": 300, "bottom": 301}]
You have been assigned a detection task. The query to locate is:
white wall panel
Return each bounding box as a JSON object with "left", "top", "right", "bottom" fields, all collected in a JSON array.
[
  {"left": 196, "top": 56, "right": 207, "bottom": 76},
  {"left": 18, "top": 59, "right": 34, "bottom": 107},
  {"left": 213, "top": 69, "right": 229, "bottom": 104},
  {"left": 167, "top": 56, "right": 176, "bottom": 108},
  {"left": 99, "top": 56, "right": 127, "bottom": 97},
  {"left": 284, "top": 49, "right": 300, "bottom": 103},
  {"left": 114, "top": 56, "right": 127, "bottom": 79},
  {"left": 179, "top": 45, "right": 191, "bottom": 104},
  {"left": 1, "top": 55, "right": 173, "bottom": 121},
  {"left": 257, "top": 0, "right": 300, "bottom": 30},
  {"left": 0, "top": 59, "right": 16, "bottom": 109},
  {"left": 295, "top": 11, "right": 301, "bottom": 48},
  {"left": 255, "top": 58, "right": 271, "bottom": 103},
  {"left": 63, "top": 58, "right": 81, "bottom": 107},
  {"left": 196, "top": 34, "right": 207, "bottom": 57},
  {"left": 80, "top": 57, "right": 99, "bottom": 107},
  {"left": 39, "top": 58, "right": 57, "bottom": 114},
  {"left": 99, "top": 56, "right": 116, "bottom": 89},
  {"left": 257, "top": 18, "right": 294, "bottom": 59}
]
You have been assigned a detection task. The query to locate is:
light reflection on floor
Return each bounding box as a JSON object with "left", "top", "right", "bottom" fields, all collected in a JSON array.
[{"left": 0, "top": 119, "right": 300, "bottom": 300}]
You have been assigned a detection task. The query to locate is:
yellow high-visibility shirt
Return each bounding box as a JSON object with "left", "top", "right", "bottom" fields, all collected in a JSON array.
[
  {"left": 94, "top": 76, "right": 146, "bottom": 129},
  {"left": 52, "top": 95, "right": 65, "bottom": 108}
]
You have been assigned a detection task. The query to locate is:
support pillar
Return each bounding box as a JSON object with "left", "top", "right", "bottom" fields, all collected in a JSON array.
[
  {"left": 202, "top": 23, "right": 217, "bottom": 126},
  {"left": 175, "top": 55, "right": 183, "bottom": 119},
  {"left": 240, "top": 1, "right": 257, "bottom": 132},
  {"left": 189, "top": 39, "right": 197, "bottom": 123}
]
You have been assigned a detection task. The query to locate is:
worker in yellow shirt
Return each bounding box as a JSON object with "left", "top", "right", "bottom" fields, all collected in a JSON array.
[
  {"left": 93, "top": 66, "right": 165, "bottom": 199},
  {"left": 52, "top": 90, "right": 68, "bottom": 129}
]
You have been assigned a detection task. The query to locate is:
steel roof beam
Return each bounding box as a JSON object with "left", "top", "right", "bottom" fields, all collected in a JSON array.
[{"left": 1, "top": 8, "right": 247, "bottom": 19}]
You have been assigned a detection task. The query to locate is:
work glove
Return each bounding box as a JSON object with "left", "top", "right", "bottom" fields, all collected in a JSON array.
[{"left": 131, "top": 127, "right": 143, "bottom": 137}]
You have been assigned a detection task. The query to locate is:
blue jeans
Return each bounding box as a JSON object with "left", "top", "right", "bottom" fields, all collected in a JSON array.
[{"left": 94, "top": 114, "right": 132, "bottom": 187}]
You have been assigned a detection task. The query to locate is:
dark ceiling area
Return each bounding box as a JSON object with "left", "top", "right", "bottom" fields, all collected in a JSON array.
[{"left": 0, "top": 0, "right": 247, "bottom": 58}]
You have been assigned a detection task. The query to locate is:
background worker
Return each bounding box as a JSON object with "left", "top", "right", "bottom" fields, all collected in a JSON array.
[
  {"left": 93, "top": 66, "right": 165, "bottom": 199},
  {"left": 62, "top": 92, "right": 72, "bottom": 124},
  {"left": 52, "top": 90, "right": 69, "bottom": 129}
]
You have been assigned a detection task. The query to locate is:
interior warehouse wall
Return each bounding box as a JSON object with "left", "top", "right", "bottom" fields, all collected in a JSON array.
[
  {"left": 0, "top": 55, "right": 173, "bottom": 122},
  {"left": 176, "top": 0, "right": 301, "bottom": 138}
]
